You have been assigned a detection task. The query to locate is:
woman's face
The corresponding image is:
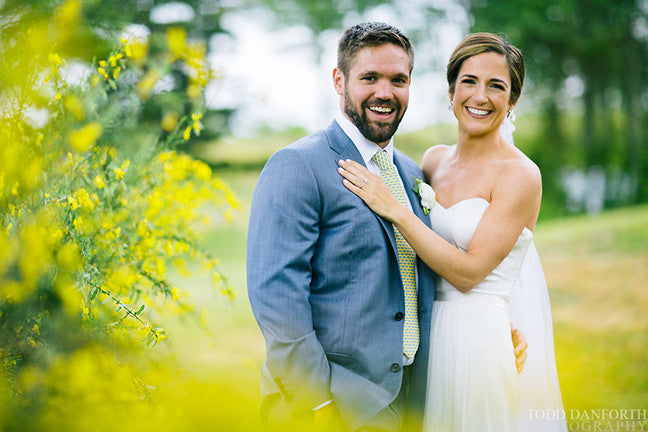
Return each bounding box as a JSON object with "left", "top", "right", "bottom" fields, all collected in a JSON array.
[{"left": 450, "top": 51, "right": 513, "bottom": 139}]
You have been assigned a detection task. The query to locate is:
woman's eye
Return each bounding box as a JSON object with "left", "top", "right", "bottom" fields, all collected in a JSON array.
[{"left": 461, "top": 78, "right": 475, "bottom": 84}]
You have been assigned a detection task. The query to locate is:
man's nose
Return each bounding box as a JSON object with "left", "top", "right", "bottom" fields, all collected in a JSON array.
[{"left": 374, "top": 80, "right": 393, "bottom": 99}]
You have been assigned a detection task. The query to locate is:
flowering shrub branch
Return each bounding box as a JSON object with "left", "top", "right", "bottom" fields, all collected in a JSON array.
[{"left": 0, "top": 0, "right": 239, "bottom": 405}]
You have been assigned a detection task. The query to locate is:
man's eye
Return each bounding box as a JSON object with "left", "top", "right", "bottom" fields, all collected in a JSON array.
[{"left": 362, "top": 76, "right": 376, "bottom": 81}]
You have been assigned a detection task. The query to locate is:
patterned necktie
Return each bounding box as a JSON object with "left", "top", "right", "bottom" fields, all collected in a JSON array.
[{"left": 372, "top": 150, "right": 419, "bottom": 359}]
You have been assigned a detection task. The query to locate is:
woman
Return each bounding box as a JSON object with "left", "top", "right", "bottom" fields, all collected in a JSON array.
[{"left": 338, "top": 33, "right": 566, "bottom": 431}]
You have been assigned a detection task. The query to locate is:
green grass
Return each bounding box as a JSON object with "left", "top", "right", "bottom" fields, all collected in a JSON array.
[
  {"left": 189, "top": 167, "right": 648, "bottom": 409},
  {"left": 533, "top": 205, "right": 648, "bottom": 412},
  {"left": 138, "top": 170, "right": 648, "bottom": 430}
]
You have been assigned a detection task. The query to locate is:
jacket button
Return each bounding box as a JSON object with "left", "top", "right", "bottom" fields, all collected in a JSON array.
[
  {"left": 394, "top": 312, "right": 404, "bottom": 321},
  {"left": 390, "top": 363, "right": 401, "bottom": 373}
]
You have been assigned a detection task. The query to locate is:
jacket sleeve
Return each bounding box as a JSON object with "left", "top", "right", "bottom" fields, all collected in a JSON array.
[{"left": 246, "top": 146, "right": 332, "bottom": 413}]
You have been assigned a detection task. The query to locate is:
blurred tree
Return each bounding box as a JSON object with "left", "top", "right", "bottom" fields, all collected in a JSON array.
[
  {"left": 252, "top": 0, "right": 394, "bottom": 59},
  {"left": 465, "top": 0, "right": 648, "bottom": 206},
  {"left": 0, "top": 0, "right": 235, "bottom": 151}
]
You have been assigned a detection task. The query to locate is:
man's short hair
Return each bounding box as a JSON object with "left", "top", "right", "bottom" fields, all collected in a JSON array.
[{"left": 337, "top": 22, "right": 414, "bottom": 77}]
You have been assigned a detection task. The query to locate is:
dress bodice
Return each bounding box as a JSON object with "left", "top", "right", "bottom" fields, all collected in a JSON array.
[{"left": 429, "top": 197, "right": 533, "bottom": 301}]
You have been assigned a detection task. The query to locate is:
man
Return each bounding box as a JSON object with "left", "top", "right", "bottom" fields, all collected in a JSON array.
[{"left": 247, "top": 22, "right": 523, "bottom": 431}]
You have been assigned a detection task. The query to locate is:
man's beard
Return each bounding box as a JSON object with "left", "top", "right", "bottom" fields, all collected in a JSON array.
[{"left": 344, "top": 92, "right": 405, "bottom": 144}]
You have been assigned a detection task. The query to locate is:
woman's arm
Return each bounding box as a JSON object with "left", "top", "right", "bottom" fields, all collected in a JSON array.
[{"left": 337, "top": 158, "right": 541, "bottom": 292}]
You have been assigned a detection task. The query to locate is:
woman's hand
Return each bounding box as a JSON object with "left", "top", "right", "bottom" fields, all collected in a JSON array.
[{"left": 337, "top": 159, "right": 405, "bottom": 222}]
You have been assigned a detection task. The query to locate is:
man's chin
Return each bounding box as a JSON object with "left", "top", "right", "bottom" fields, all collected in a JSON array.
[{"left": 366, "top": 124, "right": 399, "bottom": 144}]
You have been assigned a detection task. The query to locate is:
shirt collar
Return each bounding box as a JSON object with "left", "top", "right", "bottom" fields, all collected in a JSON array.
[{"left": 335, "top": 108, "right": 394, "bottom": 166}]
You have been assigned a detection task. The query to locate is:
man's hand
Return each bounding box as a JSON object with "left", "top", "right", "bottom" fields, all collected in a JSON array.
[{"left": 511, "top": 323, "right": 528, "bottom": 374}]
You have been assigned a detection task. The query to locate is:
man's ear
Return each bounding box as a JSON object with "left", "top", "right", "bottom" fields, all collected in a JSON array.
[{"left": 333, "top": 68, "right": 344, "bottom": 96}]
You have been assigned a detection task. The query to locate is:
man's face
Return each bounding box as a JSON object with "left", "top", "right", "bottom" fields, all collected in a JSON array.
[{"left": 333, "top": 44, "right": 411, "bottom": 147}]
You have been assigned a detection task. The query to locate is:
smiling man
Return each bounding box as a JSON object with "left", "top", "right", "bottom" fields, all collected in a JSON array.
[{"left": 247, "top": 22, "right": 436, "bottom": 431}]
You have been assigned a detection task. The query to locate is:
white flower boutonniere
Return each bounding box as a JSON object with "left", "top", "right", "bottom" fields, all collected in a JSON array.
[{"left": 413, "top": 177, "right": 436, "bottom": 215}]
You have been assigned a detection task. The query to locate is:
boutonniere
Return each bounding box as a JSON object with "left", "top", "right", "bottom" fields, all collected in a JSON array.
[{"left": 413, "top": 177, "right": 436, "bottom": 215}]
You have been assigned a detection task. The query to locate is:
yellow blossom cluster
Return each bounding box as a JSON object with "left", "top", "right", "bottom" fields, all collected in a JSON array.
[
  {"left": 166, "top": 27, "right": 214, "bottom": 100},
  {"left": 0, "top": 0, "right": 236, "bottom": 411}
]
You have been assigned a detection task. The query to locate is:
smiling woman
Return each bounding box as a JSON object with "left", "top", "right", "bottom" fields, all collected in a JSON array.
[{"left": 451, "top": 52, "right": 513, "bottom": 140}]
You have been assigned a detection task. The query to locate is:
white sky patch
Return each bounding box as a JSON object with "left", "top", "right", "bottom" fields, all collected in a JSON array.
[{"left": 150, "top": 2, "right": 195, "bottom": 24}]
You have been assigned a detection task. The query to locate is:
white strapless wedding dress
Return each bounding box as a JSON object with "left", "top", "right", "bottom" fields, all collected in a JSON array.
[{"left": 423, "top": 197, "right": 567, "bottom": 432}]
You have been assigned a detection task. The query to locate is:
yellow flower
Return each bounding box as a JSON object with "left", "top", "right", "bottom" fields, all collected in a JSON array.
[
  {"left": 74, "top": 188, "right": 94, "bottom": 211},
  {"left": 109, "top": 55, "right": 117, "bottom": 67},
  {"left": 171, "top": 286, "right": 180, "bottom": 301},
  {"left": 55, "top": 92, "right": 62, "bottom": 101},
  {"left": 48, "top": 53, "right": 63, "bottom": 76},
  {"left": 161, "top": 112, "right": 179, "bottom": 132},
  {"left": 166, "top": 27, "right": 187, "bottom": 58},
  {"left": 182, "top": 126, "right": 192, "bottom": 141},
  {"left": 113, "top": 167, "right": 125, "bottom": 180},
  {"left": 91, "top": 75, "right": 99, "bottom": 87},
  {"left": 67, "top": 122, "right": 103, "bottom": 152},
  {"left": 64, "top": 95, "right": 85, "bottom": 120},
  {"left": 97, "top": 67, "right": 109, "bottom": 79},
  {"left": 67, "top": 196, "right": 79, "bottom": 210},
  {"left": 129, "top": 40, "right": 147, "bottom": 62},
  {"left": 137, "top": 69, "right": 159, "bottom": 99},
  {"left": 99, "top": 60, "right": 107, "bottom": 67},
  {"left": 112, "top": 66, "right": 121, "bottom": 80},
  {"left": 158, "top": 151, "right": 175, "bottom": 162},
  {"left": 93, "top": 175, "right": 105, "bottom": 189},
  {"left": 191, "top": 160, "right": 211, "bottom": 181},
  {"left": 187, "top": 84, "right": 201, "bottom": 99},
  {"left": 49, "top": 53, "right": 63, "bottom": 65},
  {"left": 57, "top": 0, "right": 81, "bottom": 27}
]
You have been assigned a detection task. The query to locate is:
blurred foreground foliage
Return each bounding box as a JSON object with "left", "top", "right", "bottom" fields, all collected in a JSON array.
[{"left": 0, "top": 0, "right": 241, "bottom": 428}]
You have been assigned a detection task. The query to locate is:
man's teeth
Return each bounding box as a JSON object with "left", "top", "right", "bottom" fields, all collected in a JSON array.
[
  {"left": 369, "top": 106, "right": 392, "bottom": 113},
  {"left": 467, "top": 107, "right": 490, "bottom": 116}
]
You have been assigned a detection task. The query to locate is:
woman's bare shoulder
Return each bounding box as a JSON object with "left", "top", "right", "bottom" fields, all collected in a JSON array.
[
  {"left": 494, "top": 150, "right": 542, "bottom": 202},
  {"left": 421, "top": 144, "right": 454, "bottom": 176}
]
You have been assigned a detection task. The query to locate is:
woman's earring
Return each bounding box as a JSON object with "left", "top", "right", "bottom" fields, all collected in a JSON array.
[
  {"left": 448, "top": 101, "right": 454, "bottom": 111},
  {"left": 506, "top": 109, "right": 515, "bottom": 120}
]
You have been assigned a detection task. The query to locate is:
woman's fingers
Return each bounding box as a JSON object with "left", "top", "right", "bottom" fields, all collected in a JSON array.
[{"left": 337, "top": 159, "right": 371, "bottom": 190}]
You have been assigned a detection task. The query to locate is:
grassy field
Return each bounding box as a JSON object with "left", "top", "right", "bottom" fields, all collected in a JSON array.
[{"left": 143, "top": 167, "right": 648, "bottom": 430}]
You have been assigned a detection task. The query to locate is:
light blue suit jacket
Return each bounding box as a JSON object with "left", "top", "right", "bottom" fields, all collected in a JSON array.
[{"left": 247, "top": 121, "right": 436, "bottom": 430}]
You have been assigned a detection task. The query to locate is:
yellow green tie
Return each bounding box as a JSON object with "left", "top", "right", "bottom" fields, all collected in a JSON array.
[{"left": 372, "top": 150, "right": 419, "bottom": 359}]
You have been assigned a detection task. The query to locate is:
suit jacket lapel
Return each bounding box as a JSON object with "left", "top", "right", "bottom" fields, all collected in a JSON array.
[{"left": 326, "top": 122, "right": 398, "bottom": 255}]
